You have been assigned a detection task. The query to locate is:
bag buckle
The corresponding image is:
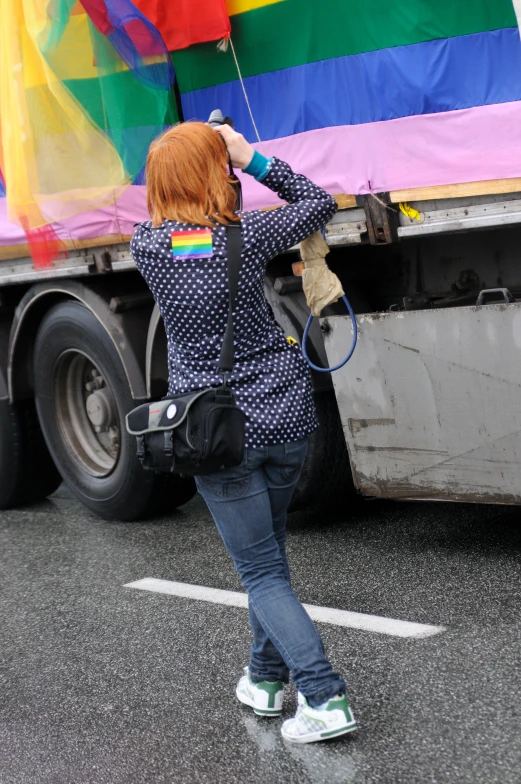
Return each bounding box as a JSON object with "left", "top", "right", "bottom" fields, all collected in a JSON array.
[
  {"left": 164, "top": 430, "right": 174, "bottom": 457},
  {"left": 136, "top": 435, "right": 145, "bottom": 461}
]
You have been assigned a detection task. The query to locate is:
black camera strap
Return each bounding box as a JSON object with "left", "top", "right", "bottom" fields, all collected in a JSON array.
[{"left": 217, "top": 223, "right": 242, "bottom": 378}]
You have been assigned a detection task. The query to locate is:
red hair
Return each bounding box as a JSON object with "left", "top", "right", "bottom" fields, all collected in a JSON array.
[{"left": 146, "top": 122, "right": 239, "bottom": 228}]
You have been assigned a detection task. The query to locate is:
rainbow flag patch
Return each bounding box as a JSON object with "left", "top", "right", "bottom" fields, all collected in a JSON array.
[{"left": 171, "top": 228, "right": 213, "bottom": 260}]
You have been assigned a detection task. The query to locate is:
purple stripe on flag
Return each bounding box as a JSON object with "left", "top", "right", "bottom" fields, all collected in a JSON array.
[
  {"left": 172, "top": 252, "right": 214, "bottom": 260},
  {"left": 236, "top": 100, "right": 521, "bottom": 209}
]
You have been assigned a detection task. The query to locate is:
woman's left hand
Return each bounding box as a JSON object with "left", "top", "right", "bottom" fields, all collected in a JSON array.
[{"left": 214, "top": 124, "right": 255, "bottom": 170}]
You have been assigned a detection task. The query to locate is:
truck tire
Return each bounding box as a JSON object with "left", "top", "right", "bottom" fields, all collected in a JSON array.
[
  {"left": 149, "top": 473, "right": 197, "bottom": 516},
  {"left": 33, "top": 301, "right": 195, "bottom": 521},
  {"left": 264, "top": 276, "right": 368, "bottom": 513},
  {"left": 0, "top": 397, "right": 61, "bottom": 510},
  {"left": 289, "top": 388, "right": 356, "bottom": 512}
]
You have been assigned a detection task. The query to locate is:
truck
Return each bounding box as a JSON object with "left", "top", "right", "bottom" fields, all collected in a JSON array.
[{"left": 2, "top": 0, "right": 521, "bottom": 518}]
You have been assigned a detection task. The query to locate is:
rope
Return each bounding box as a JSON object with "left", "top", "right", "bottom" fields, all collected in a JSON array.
[
  {"left": 369, "top": 192, "right": 397, "bottom": 213},
  {"left": 100, "top": 86, "right": 127, "bottom": 248},
  {"left": 228, "top": 38, "right": 265, "bottom": 154},
  {"left": 220, "top": 38, "right": 358, "bottom": 372}
]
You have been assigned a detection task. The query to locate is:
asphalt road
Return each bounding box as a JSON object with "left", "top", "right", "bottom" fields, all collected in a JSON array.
[{"left": 1, "top": 486, "right": 520, "bottom": 784}]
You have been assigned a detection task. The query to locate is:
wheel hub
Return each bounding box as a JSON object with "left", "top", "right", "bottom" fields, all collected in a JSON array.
[
  {"left": 54, "top": 352, "right": 121, "bottom": 477},
  {"left": 86, "top": 388, "right": 117, "bottom": 430}
]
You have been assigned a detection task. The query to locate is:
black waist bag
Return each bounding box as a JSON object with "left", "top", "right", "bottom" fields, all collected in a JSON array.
[{"left": 125, "top": 224, "right": 245, "bottom": 476}]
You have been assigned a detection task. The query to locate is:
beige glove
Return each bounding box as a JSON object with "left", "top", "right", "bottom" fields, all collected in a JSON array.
[{"left": 299, "top": 231, "right": 344, "bottom": 317}]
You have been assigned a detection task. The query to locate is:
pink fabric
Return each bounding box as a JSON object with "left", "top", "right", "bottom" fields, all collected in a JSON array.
[
  {"left": 3, "top": 101, "right": 521, "bottom": 248},
  {"left": 0, "top": 187, "right": 149, "bottom": 247},
  {"left": 53, "top": 186, "right": 148, "bottom": 240},
  {"left": 0, "top": 199, "right": 25, "bottom": 244},
  {"left": 239, "top": 101, "right": 521, "bottom": 209}
]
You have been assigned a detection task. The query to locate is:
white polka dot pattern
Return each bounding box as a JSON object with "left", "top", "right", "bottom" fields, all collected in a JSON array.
[{"left": 130, "top": 158, "right": 338, "bottom": 447}]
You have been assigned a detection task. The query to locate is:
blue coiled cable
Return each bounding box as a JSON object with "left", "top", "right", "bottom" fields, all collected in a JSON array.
[{"left": 302, "top": 294, "right": 358, "bottom": 373}]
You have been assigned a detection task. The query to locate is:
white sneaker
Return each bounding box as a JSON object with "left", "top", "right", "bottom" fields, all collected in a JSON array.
[
  {"left": 236, "top": 667, "right": 285, "bottom": 717},
  {"left": 281, "top": 693, "right": 357, "bottom": 743}
]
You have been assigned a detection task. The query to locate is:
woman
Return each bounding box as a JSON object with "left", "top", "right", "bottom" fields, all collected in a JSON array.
[{"left": 130, "top": 121, "right": 357, "bottom": 744}]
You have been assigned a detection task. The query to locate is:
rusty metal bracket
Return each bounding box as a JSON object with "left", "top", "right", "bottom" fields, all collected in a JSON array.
[
  {"left": 92, "top": 249, "right": 113, "bottom": 274},
  {"left": 357, "top": 193, "right": 399, "bottom": 245}
]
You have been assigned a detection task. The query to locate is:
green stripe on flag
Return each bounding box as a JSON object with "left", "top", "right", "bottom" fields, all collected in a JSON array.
[
  {"left": 172, "top": 0, "right": 517, "bottom": 93},
  {"left": 64, "top": 73, "right": 178, "bottom": 132},
  {"left": 62, "top": 73, "right": 178, "bottom": 179}
]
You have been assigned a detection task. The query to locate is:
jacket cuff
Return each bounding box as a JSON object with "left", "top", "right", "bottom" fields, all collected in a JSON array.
[{"left": 242, "top": 150, "right": 273, "bottom": 181}]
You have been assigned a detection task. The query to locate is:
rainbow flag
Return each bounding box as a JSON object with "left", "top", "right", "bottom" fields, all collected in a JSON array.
[
  {"left": 0, "top": 0, "right": 176, "bottom": 232},
  {"left": 133, "top": 0, "right": 230, "bottom": 51},
  {"left": 173, "top": 0, "right": 521, "bottom": 208},
  {"left": 171, "top": 228, "right": 214, "bottom": 260}
]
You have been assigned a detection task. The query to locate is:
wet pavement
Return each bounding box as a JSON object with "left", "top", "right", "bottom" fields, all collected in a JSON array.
[{"left": 1, "top": 486, "right": 520, "bottom": 784}]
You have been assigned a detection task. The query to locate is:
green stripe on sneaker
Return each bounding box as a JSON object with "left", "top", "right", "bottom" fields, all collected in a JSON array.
[
  {"left": 321, "top": 722, "right": 358, "bottom": 738},
  {"left": 255, "top": 680, "right": 284, "bottom": 709},
  {"left": 325, "top": 696, "right": 354, "bottom": 722}
]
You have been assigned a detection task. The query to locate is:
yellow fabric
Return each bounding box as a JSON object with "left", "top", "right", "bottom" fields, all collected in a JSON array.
[
  {"left": 299, "top": 231, "right": 344, "bottom": 317},
  {"left": 0, "top": 0, "right": 129, "bottom": 230},
  {"left": 399, "top": 201, "right": 422, "bottom": 221},
  {"left": 31, "top": 14, "right": 109, "bottom": 85},
  {"left": 226, "top": 0, "right": 284, "bottom": 16}
]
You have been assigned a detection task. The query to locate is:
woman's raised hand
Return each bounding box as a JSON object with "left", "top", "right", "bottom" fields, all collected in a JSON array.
[{"left": 214, "top": 124, "right": 255, "bottom": 170}]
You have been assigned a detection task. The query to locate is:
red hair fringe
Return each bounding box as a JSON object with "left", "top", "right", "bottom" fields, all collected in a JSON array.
[{"left": 146, "top": 122, "right": 240, "bottom": 228}]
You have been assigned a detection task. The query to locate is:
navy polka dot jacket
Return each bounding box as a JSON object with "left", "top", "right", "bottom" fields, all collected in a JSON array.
[{"left": 130, "top": 158, "right": 338, "bottom": 447}]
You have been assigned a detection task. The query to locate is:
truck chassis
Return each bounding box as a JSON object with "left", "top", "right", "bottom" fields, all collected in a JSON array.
[{"left": 2, "top": 185, "right": 521, "bottom": 517}]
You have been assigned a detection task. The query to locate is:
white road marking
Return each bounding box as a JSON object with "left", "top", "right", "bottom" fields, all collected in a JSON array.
[{"left": 125, "top": 578, "right": 445, "bottom": 639}]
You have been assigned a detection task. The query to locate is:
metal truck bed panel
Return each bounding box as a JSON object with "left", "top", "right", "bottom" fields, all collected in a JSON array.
[
  {"left": 0, "top": 243, "right": 134, "bottom": 284},
  {"left": 323, "top": 304, "right": 521, "bottom": 504},
  {"left": 398, "top": 192, "right": 521, "bottom": 238}
]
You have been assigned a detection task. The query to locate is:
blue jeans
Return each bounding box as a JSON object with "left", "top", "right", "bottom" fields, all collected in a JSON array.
[{"left": 195, "top": 438, "right": 346, "bottom": 708}]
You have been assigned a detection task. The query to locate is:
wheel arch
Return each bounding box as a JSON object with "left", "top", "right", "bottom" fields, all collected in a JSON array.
[
  {"left": 8, "top": 281, "right": 149, "bottom": 403},
  {"left": 0, "top": 317, "right": 11, "bottom": 398},
  {"left": 145, "top": 304, "right": 168, "bottom": 399}
]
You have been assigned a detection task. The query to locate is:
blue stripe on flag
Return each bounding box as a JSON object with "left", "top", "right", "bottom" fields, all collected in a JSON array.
[{"left": 181, "top": 28, "right": 521, "bottom": 142}]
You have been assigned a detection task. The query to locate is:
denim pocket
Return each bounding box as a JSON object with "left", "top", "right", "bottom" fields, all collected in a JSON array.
[
  {"left": 281, "top": 439, "right": 308, "bottom": 484},
  {"left": 284, "top": 437, "right": 309, "bottom": 454},
  {"left": 199, "top": 474, "right": 251, "bottom": 499}
]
